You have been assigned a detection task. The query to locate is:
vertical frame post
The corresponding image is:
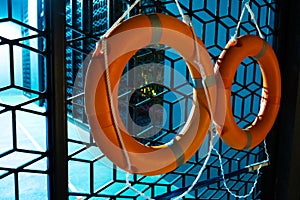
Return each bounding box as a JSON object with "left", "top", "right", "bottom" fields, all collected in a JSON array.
[{"left": 46, "top": 0, "right": 68, "bottom": 199}]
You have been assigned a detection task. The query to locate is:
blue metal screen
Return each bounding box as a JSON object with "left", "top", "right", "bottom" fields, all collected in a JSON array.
[
  {"left": 66, "top": 0, "right": 278, "bottom": 199},
  {"left": 0, "top": 0, "right": 278, "bottom": 199}
]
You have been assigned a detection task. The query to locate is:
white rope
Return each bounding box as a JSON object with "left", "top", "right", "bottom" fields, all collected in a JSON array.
[
  {"left": 213, "top": 147, "right": 262, "bottom": 199},
  {"left": 231, "top": 2, "right": 264, "bottom": 43},
  {"left": 263, "top": 139, "right": 270, "bottom": 162},
  {"left": 99, "top": 0, "right": 215, "bottom": 198},
  {"left": 67, "top": 92, "right": 84, "bottom": 101},
  {"left": 99, "top": 0, "right": 154, "bottom": 199},
  {"left": 102, "top": 0, "right": 141, "bottom": 39},
  {"left": 175, "top": 1, "right": 269, "bottom": 198},
  {"left": 101, "top": 39, "right": 130, "bottom": 171},
  {"left": 101, "top": 37, "right": 154, "bottom": 200},
  {"left": 217, "top": 2, "right": 270, "bottom": 198},
  {"left": 245, "top": 2, "right": 264, "bottom": 39},
  {"left": 173, "top": 129, "right": 214, "bottom": 200},
  {"left": 174, "top": 0, "right": 188, "bottom": 24},
  {"left": 97, "top": 0, "right": 248, "bottom": 199},
  {"left": 211, "top": 131, "right": 270, "bottom": 199},
  {"left": 231, "top": 5, "right": 247, "bottom": 42},
  {"left": 172, "top": 5, "right": 217, "bottom": 199}
]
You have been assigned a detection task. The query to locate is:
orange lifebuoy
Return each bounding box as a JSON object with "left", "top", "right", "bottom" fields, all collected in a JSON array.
[
  {"left": 216, "top": 35, "right": 281, "bottom": 150},
  {"left": 84, "top": 13, "right": 216, "bottom": 175}
]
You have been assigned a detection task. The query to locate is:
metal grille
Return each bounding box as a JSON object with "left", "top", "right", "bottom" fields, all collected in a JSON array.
[
  {"left": 66, "top": 0, "right": 278, "bottom": 199},
  {"left": 0, "top": 0, "right": 48, "bottom": 199}
]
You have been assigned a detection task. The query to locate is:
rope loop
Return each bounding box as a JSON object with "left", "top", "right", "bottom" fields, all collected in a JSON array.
[
  {"left": 93, "top": 1, "right": 268, "bottom": 199},
  {"left": 217, "top": 2, "right": 270, "bottom": 198},
  {"left": 213, "top": 146, "right": 267, "bottom": 199},
  {"left": 230, "top": 1, "right": 264, "bottom": 45}
]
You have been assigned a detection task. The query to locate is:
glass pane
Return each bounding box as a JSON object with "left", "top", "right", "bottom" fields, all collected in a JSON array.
[
  {"left": 0, "top": 174, "right": 15, "bottom": 200},
  {"left": 0, "top": 0, "right": 48, "bottom": 199},
  {"left": 19, "top": 173, "right": 48, "bottom": 200},
  {"left": 0, "top": 45, "right": 10, "bottom": 88},
  {"left": 0, "top": 111, "right": 13, "bottom": 154}
]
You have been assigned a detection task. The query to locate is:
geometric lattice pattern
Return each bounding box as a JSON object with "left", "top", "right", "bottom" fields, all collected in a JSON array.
[
  {"left": 0, "top": 0, "right": 278, "bottom": 199},
  {"left": 0, "top": 0, "right": 48, "bottom": 199},
  {"left": 66, "top": 0, "right": 278, "bottom": 199}
]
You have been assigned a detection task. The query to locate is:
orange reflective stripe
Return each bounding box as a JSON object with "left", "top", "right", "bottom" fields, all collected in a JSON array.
[
  {"left": 216, "top": 35, "right": 281, "bottom": 150},
  {"left": 85, "top": 13, "right": 216, "bottom": 175}
]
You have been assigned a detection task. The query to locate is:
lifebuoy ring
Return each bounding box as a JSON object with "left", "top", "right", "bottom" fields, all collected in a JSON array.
[
  {"left": 215, "top": 35, "right": 281, "bottom": 150},
  {"left": 84, "top": 13, "right": 216, "bottom": 175}
]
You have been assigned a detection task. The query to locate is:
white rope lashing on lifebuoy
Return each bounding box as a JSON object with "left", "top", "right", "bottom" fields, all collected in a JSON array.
[
  {"left": 97, "top": 0, "right": 270, "bottom": 199},
  {"left": 216, "top": 1, "right": 271, "bottom": 198},
  {"left": 99, "top": 0, "right": 214, "bottom": 198}
]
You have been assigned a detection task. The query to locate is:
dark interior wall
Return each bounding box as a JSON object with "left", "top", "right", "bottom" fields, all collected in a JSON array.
[{"left": 262, "top": 0, "right": 300, "bottom": 199}]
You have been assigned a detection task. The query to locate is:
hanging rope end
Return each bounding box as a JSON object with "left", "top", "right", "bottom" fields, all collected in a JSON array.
[{"left": 247, "top": 160, "right": 270, "bottom": 172}]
